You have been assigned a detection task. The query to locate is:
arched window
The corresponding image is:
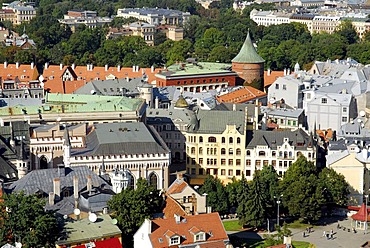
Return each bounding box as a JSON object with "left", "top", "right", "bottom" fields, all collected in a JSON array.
[
  {"left": 229, "top": 148, "right": 233, "bottom": 155},
  {"left": 247, "top": 150, "right": 251, "bottom": 156},
  {"left": 259, "top": 151, "right": 266, "bottom": 156},
  {"left": 149, "top": 173, "right": 158, "bottom": 189},
  {"left": 284, "top": 151, "right": 288, "bottom": 158},
  {"left": 222, "top": 137, "right": 225, "bottom": 144},
  {"left": 128, "top": 173, "right": 135, "bottom": 189},
  {"left": 272, "top": 151, "right": 276, "bottom": 156},
  {"left": 229, "top": 137, "right": 233, "bottom": 144},
  {"left": 236, "top": 148, "right": 241, "bottom": 155},
  {"left": 191, "top": 147, "right": 195, "bottom": 154},
  {"left": 237, "top": 137, "right": 241, "bottom": 144},
  {"left": 208, "top": 137, "right": 216, "bottom": 143},
  {"left": 39, "top": 156, "right": 48, "bottom": 169},
  {"left": 221, "top": 148, "right": 226, "bottom": 155},
  {"left": 199, "top": 136, "right": 203, "bottom": 143},
  {"left": 199, "top": 147, "right": 203, "bottom": 155}
]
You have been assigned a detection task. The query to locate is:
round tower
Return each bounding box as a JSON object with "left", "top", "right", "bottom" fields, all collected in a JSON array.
[{"left": 232, "top": 31, "right": 265, "bottom": 89}]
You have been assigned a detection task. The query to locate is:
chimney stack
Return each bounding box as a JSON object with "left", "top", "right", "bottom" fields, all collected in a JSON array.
[
  {"left": 117, "top": 65, "right": 121, "bottom": 72},
  {"left": 49, "top": 192, "right": 55, "bottom": 206},
  {"left": 105, "top": 64, "right": 108, "bottom": 71},
  {"left": 87, "top": 175, "right": 92, "bottom": 193},
  {"left": 151, "top": 65, "right": 154, "bottom": 73},
  {"left": 267, "top": 68, "right": 271, "bottom": 76},
  {"left": 44, "top": 62, "right": 49, "bottom": 69},
  {"left": 60, "top": 63, "right": 63, "bottom": 70},
  {"left": 72, "top": 63, "right": 75, "bottom": 70},
  {"left": 132, "top": 65, "right": 135, "bottom": 72},
  {"left": 155, "top": 97, "right": 159, "bottom": 109},
  {"left": 4, "top": 61, "right": 7, "bottom": 69},
  {"left": 53, "top": 178, "right": 61, "bottom": 201},
  {"left": 16, "top": 62, "right": 19, "bottom": 69},
  {"left": 73, "top": 176, "right": 79, "bottom": 199},
  {"left": 31, "top": 62, "right": 34, "bottom": 69},
  {"left": 136, "top": 65, "right": 139, "bottom": 72}
]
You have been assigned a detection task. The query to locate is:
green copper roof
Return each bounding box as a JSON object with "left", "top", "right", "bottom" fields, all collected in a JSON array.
[
  {"left": 0, "top": 93, "right": 144, "bottom": 116},
  {"left": 232, "top": 32, "right": 265, "bottom": 64}
]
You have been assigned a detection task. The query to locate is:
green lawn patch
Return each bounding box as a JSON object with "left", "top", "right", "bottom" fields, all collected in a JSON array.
[
  {"left": 286, "top": 220, "right": 311, "bottom": 229},
  {"left": 292, "top": 241, "right": 311, "bottom": 248},
  {"left": 223, "top": 220, "right": 243, "bottom": 231}
]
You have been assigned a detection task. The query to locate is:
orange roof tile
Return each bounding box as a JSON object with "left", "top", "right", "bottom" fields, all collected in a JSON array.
[
  {"left": 42, "top": 64, "right": 161, "bottom": 93},
  {"left": 0, "top": 63, "right": 39, "bottom": 82},
  {"left": 264, "top": 70, "right": 285, "bottom": 88},
  {"left": 216, "top": 86, "right": 266, "bottom": 104},
  {"left": 162, "top": 194, "right": 187, "bottom": 219},
  {"left": 167, "top": 178, "right": 188, "bottom": 194},
  {"left": 150, "top": 212, "right": 228, "bottom": 248}
]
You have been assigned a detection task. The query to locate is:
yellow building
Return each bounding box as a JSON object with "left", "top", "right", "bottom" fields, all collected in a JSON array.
[
  {"left": 186, "top": 108, "right": 248, "bottom": 185},
  {"left": 327, "top": 146, "right": 370, "bottom": 205}
]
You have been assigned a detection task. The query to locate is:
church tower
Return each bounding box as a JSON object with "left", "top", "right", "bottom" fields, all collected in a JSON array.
[{"left": 232, "top": 31, "right": 265, "bottom": 89}]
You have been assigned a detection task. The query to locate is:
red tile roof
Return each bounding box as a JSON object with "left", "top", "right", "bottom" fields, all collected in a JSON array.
[
  {"left": 264, "top": 71, "right": 285, "bottom": 88},
  {"left": 162, "top": 194, "right": 187, "bottom": 218},
  {"left": 150, "top": 212, "right": 229, "bottom": 248},
  {"left": 167, "top": 178, "right": 188, "bottom": 194},
  {"left": 216, "top": 86, "right": 266, "bottom": 104},
  {"left": 352, "top": 203, "right": 370, "bottom": 222},
  {"left": 42, "top": 64, "right": 161, "bottom": 93},
  {"left": 74, "top": 237, "right": 122, "bottom": 248},
  {"left": 0, "top": 63, "right": 39, "bottom": 82}
]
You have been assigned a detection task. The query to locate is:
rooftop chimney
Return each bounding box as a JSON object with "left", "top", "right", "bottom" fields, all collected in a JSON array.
[
  {"left": 45, "top": 62, "right": 49, "bottom": 69},
  {"left": 60, "top": 63, "right": 63, "bottom": 70},
  {"left": 53, "top": 178, "right": 61, "bottom": 201},
  {"left": 174, "top": 214, "right": 181, "bottom": 223},
  {"left": 16, "top": 62, "right": 19, "bottom": 69},
  {"left": 31, "top": 62, "right": 34, "bottom": 69},
  {"left": 73, "top": 176, "right": 79, "bottom": 199},
  {"left": 72, "top": 63, "right": 75, "bottom": 70},
  {"left": 132, "top": 65, "right": 135, "bottom": 72},
  {"left": 117, "top": 65, "right": 121, "bottom": 72},
  {"left": 105, "top": 64, "right": 108, "bottom": 72},
  {"left": 49, "top": 192, "right": 55, "bottom": 206},
  {"left": 87, "top": 175, "right": 92, "bottom": 193},
  {"left": 267, "top": 68, "right": 271, "bottom": 76},
  {"left": 4, "top": 61, "right": 7, "bottom": 69},
  {"left": 151, "top": 65, "right": 154, "bottom": 73},
  {"left": 155, "top": 97, "right": 159, "bottom": 109}
]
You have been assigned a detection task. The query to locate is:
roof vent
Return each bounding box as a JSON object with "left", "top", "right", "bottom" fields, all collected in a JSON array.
[
  {"left": 182, "top": 218, "right": 187, "bottom": 223},
  {"left": 158, "top": 238, "right": 163, "bottom": 243}
]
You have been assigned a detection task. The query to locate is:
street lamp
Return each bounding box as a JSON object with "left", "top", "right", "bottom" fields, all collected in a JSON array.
[
  {"left": 365, "top": 195, "right": 369, "bottom": 234},
  {"left": 275, "top": 194, "right": 283, "bottom": 227}
]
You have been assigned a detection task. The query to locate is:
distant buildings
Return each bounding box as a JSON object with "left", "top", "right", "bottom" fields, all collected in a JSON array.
[
  {"left": 1, "top": 1, "right": 36, "bottom": 25},
  {"left": 58, "top": 10, "right": 112, "bottom": 32},
  {"left": 116, "top": 7, "right": 191, "bottom": 26}
]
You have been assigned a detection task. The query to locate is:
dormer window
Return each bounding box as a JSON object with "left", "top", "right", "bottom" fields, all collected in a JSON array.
[
  {"left": 170, "top": 236, "right": 180, "bottom": 245},
  {"left": 194, "top": 232, "right": 205, "bottom": 242}
]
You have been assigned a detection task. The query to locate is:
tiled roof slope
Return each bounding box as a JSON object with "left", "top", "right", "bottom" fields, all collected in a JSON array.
[
  {"left": 167, "top": 178, "right": 188, "bottom": 194},
  {"left": 0, "top": 63, "right": 38, "bottom": 82},
  {"left": 42, "top": 64, "right": 160, "bottom": 93},
  {"left": 150, "top": 212, "right": 229, "bottom": 248},
  {"left": 216, "top": 86, "right": 266, "bottom": 103},
  {"left": 162, "top": 194, "right": 187, "bottom": 218}
]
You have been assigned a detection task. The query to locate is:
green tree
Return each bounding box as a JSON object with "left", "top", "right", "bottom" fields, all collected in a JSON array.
[
  {"left": 108, "top": 178, "right": 164, "bottom": 246},
  {"left": 335, "top": 20, "right": 358, "bottom": 44},
  {"left": 239, "top": 170, "right": 268, "bottom": 227},
  {"left": 260, "top": 165, "right": 280, "bottom": 219},
  {"left": 0, "top": 192, "right": 59, "bottom": 248},
  {"left": 226, "top": 177, "right": 239, "bottom": 212},
  {"left": 280, "top": 156, "right": 324, "bottom": 222},
  {"left": 199, "top": 176, "right": 228, "bottom": 214},
  {"left": 236, "top": 174, "right": 250, "bottom": 226},
  {"left": 318, "top": 167, "right": 349, "bottom": 207}
]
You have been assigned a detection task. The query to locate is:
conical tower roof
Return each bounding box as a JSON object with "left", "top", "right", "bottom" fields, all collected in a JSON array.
[
  {"left": 174, "top": 94, "right": 189, "bottom": 108},
  {"left": 232, "top": 31, "right": 265, "bottom": 64}
]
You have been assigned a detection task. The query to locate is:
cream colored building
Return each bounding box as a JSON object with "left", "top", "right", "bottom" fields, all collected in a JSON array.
[
  {"left": 128, "top": 22, "right": 155, "bottom": 46},
  {"left": 167, "top": 26, "right": 184, "bottom": 41},
  {"left": 327, "top": 141, "right": 370, "bottom": 205},
  {"left": 186, "top": 108, "right": 247, "bottom": 185},
  {"left": 312, "top": 16, "right": 341, "bottom": 34},
  {"left": 2, "top": 1, "right": 36, "bottom": 25}
]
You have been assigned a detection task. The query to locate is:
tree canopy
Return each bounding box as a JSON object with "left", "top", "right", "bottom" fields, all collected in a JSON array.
[{"left": 0, "top": 192, "right": 59, "bottom": 248}]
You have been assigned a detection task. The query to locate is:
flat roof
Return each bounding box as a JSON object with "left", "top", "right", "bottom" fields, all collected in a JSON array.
[
  {"left": 155, "top": 62, "right": 237, "bottom": 79},
  {"left": 56, "top": 214, "right": 121, "bottom": 245}
]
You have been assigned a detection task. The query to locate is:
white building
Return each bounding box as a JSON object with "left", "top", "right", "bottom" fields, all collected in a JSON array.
[{"left": 250, "top": 9, "right": 292, "bottom": 26}]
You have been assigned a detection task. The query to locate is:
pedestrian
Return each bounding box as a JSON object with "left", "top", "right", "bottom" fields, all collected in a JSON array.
[
  {"left": 326, "top": 233, "right": 329, "bottom": 240},
  {"left": 337, "top": 222, "right": 340, "bottom": 229},
  {"left": 323, "top": 230, "right": 326, "bottom": 237},
  {"left": 330, "top": 229, "right": 334, "bottom": 239}
]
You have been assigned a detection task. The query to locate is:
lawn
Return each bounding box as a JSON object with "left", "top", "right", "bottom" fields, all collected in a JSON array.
[
  {"left": 223, "top": 220, "right": 243, "bottom": 231},
  {"left": 286, "top": 220, "right": 312, "bottom": 229},
  {"left": 229, "top": 236, "right": 312, "bottom": 248}
]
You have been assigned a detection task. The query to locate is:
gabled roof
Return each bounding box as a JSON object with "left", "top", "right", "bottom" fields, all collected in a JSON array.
[
  {"left": 0, "top": 63, "right": 38, "bottom": 82},
  {"left": 162, "top": 194, "right": 187, "bottom": 219},
  {"left": 232, "top": 31, "right": 265, "bottom": 64},
  {"left": 216, "top": 86, "right": 266, "bottom": 103},
  {"left": 167, "top": 178, "right": 188, "bottom": 194},
  {"left": 150, "top": 212, "right": 229, "bottom": 248}
]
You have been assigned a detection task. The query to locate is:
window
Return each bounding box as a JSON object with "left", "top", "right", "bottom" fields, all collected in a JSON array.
[
  {"left": 343, "top": 107, "right": 347, "bottom": 113},
  {"left": 245, "top": 170, "right": 251, "bottom": 176},
  {"left": 228, "top": 159, "right": 233, "bottom": 165},
  {"left": 237, "top": 137, "right": 241, "bottom": 144},
  {"left": 199, "top": 168, "right": 204, "bottom": 175},
  {"left": 191, "top": 147, "right": 195, "bottom": 154},
  {"left": 222, "top": 137, "right": 225, "bottom": 144},
  {"left": 229, "top": 137, "right": 233, "bottom": 144},
  {"left": 229, "top": 148, "right": 233, "bottom": 155},
  {"left": 195, "top": 233, "right": 205, "bottom": 242},
  {"left": 342, "top": 117, "right": 348, "bottom": 122},
  {"left": 170, "top": 236, "right": 180, "bottom": 245},
  {"left": 272, "top": 151, "right": 276, "bottom": 156},
  {"left": 258, "top": 151, "right": 266, "bottom": 156},
  {"left": 199, "top": 158, "right": 203, "bottom": 165},
  {"left": 236, "top": 148, "right": 241, "bottom": 155},
  {"left": 246, "top": 159, "right": 251, "bottom": 166},
  {"left": 321, "top": 98, "right": 327, "bottom": 104},
  {"left": 256, "top": 160, "right": 261, "bottom": 166},
  {"left": 283, "top": 85, "right": 287, "bottom": 90},
  {"left": 275, "top": 84, "right": 279, "bottom": 89},
  {"left": 263, "top": 160, "right": 268, "bottom": 166},
  {"left": 191, "top": 168, "right": 196, "bottom": 175},
  {"left": 221, "top": 148, "right": 226, "bottom": 155},
  {"left": 236, "top": 159, "right": 241, "bottom": 166},
  {"left": 221, "top": 169, "right": 226, "bottom": 175},
  {"left": 221, "top": 159, "right": 226, "bottom": 165},
  {"left": 208, "top": 137, "right": 216, "bottom": 143},
  {"left": 199, "top": 136, "right": 203, "bottom": 143},
  {"left": 246, "top": 150, "right": 251, "bottom": 156},
  {"left": 228, "top": 169, "right": 233, "bottom": 176},
  {"left": 199, "top": 147, "right": 203, "bottom": 155},
  {"left": 236, "top": 170, "right": 241, "bottom": 176}
]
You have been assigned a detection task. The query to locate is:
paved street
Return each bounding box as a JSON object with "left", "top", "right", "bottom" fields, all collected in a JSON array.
[{"left": 228, "top": 217, "right": 370, "bottom": 248}]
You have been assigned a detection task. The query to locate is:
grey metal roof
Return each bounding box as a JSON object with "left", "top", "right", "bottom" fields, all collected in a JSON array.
[
  {"left": 246, "top": 129, "right": 312, "bottom": 150},
  {"left": 187, "top": 109, "right": 245, "bottom": 134},
  {"left": 260, "top": 106, "right": 304, "bottom": 118},
  {"left": 71, "top": 122, "right": 169, "bottom": 156},
  {"left": 147, "top": 106, "right": 197, "bottom": 125},
  {"left": 326, "top": 150, "right": 350, "bottom": 166},
  {"left": 74, "top": 77, "right": 146, "bottom": 96},
  {"left": 8, "top": 166, "right": 110, "bottom": 195}
]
